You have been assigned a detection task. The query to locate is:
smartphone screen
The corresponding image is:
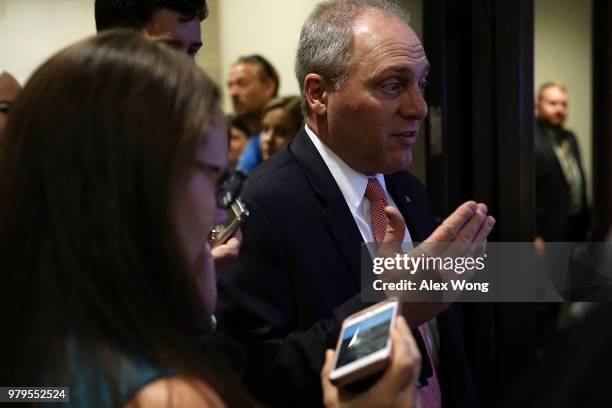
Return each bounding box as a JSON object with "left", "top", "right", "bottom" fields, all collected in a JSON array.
[{"left": 334, "top": 305, "right": 395, "bottom": 370}]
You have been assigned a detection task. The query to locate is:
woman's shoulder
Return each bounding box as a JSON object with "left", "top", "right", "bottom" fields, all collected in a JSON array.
[{"left": 124, "top": 376, "right": 225, "bottom": 408}]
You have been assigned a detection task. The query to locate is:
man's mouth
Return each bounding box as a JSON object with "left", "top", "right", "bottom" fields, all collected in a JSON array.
[{"left": 391, "top": 131, "right": 418, "bottom": 145}]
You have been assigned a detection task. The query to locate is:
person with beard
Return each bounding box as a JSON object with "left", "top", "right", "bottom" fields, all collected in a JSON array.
[{"left": 535, "top": 82, "right": 589, "bottom": 245}]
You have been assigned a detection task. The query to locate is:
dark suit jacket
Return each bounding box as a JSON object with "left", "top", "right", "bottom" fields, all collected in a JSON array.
[
  {"left": 534, "top": 120, "right": 589, "bottom": 241},
  {"left": 217, "top": 128, "right": 476, "bottom": 407}
]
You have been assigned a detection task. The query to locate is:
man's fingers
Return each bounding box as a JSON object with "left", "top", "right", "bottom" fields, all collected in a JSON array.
[
  {"left": 453, "top": 203, "right": 488, "bottom": 244},
  {"left": 383, "top": 206, "right": 406, "bottom": 244},
  {"left": 473, "top": 215, "right": 495, "bottom": 243},
  {"left": 441, "top": 203, "right": 488, "bottom": 259},
  {"left": 454, "top": 203, "right": 487, "bottom": 244},
  {"left": 377, "top": 206, "right": 407, "bottom": 258},
  {"left": 427, "top": 201, "right": 478, "bottom": 244},
  {"left": 464, "top": 216, "right": 494, "bottom": 260}
]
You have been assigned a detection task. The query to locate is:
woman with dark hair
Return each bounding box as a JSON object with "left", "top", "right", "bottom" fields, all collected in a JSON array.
[{"left": 0, "top": 30, "right": 248, "bottom": 407}]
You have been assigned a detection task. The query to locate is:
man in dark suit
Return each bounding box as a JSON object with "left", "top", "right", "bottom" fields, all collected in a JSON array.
[
  {"left": 217, "top": 1, "right": 494, "bottom": 406},
  {"left": 535, "top": 82, "right": 589, "bottom": 244},
  {"left": 532, "top": 82, "right": 590, "bottom": 370}
]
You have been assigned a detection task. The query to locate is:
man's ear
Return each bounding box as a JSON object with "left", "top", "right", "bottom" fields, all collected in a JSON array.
[
  {"left": 263, "top": 78, "right": 277, "bottom": 99},
  {"left": 303, "top": 73, "right": 330, "bottom": 116}
]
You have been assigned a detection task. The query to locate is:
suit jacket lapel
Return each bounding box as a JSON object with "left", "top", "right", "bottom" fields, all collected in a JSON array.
[{"left": 289, "top": 128, "right": 363, "bottom": 285}]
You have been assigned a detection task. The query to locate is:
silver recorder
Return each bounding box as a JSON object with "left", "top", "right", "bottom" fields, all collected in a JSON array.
[{"left": 208, "top": 197, "right": 249, "bottom": 244}]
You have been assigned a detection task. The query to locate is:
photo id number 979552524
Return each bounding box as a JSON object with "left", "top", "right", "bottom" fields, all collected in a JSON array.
[{"left": 0, "top": 387, "right": 69, "bottom": 402}]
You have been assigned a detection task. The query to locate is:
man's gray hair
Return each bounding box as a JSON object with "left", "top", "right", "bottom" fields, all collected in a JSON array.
[{"left": 295, "top": 0, "right": 410, "bottom": 116}]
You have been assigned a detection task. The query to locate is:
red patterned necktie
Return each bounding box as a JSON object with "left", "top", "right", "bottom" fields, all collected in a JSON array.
[
  {"left": 364, "top": 177, "right": 442, "bottom": 407},
  {"left": 364, "top": 177, "right": 388, "bottom": 245}
]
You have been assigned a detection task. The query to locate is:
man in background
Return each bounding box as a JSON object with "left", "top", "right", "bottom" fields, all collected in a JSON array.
[
  {"left": 535, "top": 82, "right": 589, "bottom": 244},
  {"left": 95, "top": 0, "right": 207, "bottom": 58},
  {"left": 227, "top": 55, "right": 279, "bottom": 171},
  {"left": 0, "top": 71, "right": 22, "bottom": 136},
  {"left": 533, "top": 82, "right": 591, "bottom": 356},
  {"left": 95, "top": 1, "right": 241, "bottom": 263}
]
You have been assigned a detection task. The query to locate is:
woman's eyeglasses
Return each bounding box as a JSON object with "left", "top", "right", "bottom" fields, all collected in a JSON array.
[{"left": 193, "top": 161, "right": 247, "bottom": 209}]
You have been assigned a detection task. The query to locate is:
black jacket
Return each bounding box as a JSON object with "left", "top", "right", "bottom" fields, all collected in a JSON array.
[{"left": 534, "top": 119, "right": 589, "bottom": 241}]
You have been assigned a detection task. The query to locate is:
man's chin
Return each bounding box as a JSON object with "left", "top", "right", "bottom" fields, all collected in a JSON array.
[
  {"left": 381, "top": 158, "right": 413, "bottom": 175},
  {"left": 394, "top": 152, "right": 413, "bottom": 171}
]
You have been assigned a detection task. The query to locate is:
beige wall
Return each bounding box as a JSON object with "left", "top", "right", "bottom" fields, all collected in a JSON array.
[
  {"left": 0, "top": 0, "right": 97, "bottom": 85},
  {"left": 535, "top": 0, "right": 593, "bottom": 202}
]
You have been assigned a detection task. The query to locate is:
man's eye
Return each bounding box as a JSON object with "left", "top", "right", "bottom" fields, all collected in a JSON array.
[{"left": 381, "top": 80, "right": 401, "bottom": 93}]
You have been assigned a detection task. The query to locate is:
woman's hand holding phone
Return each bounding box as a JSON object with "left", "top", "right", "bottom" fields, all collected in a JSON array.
[
  {"left": 210, "top": 228, "right": 242, "bottom": 266},
  {"left": 321, "top": 316, "right": 421, "bottom": 408}
]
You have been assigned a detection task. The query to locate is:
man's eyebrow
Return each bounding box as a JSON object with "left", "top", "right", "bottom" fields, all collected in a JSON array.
[{"left": 375, "top": 64, "right": 430, "bottom": 78}]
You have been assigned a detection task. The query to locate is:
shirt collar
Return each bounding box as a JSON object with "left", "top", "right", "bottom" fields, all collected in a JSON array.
[{"left": 304, "top": 124, "right": 387, "bottom": 215}]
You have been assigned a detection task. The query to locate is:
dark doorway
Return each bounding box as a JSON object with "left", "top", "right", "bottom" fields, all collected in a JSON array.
[{"left": 422, "top": 1, "right": 536, "bottom": 405}]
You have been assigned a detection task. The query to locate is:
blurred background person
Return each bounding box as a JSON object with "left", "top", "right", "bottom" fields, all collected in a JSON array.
[
  {"left": 228, "top": 114, "right": 251, "bottom": 168},
  {"left": 0, "top": 71, "right": 22, "bottom": 136},
  {"left": 95, "top": 0, "right": 207, "bottom": 58},
  {"left": 259, "top": 95, "right": 302, "bottom": 161},
  {"left": 535, "top": 82, "right": 589, "bottom": 245},
  {"left": 96, "top": 0, "right": 241, "bottom": 265},
  {"left": 227, "top": 54, "right": 279, "bottom": 172},
  {"left": 533, "top": 81, "right": 591, "bottom": 356}
]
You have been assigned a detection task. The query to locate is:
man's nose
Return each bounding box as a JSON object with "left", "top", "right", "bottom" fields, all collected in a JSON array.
[{"left": 398, "top": 86, "right": 428, "bottom": 120}]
